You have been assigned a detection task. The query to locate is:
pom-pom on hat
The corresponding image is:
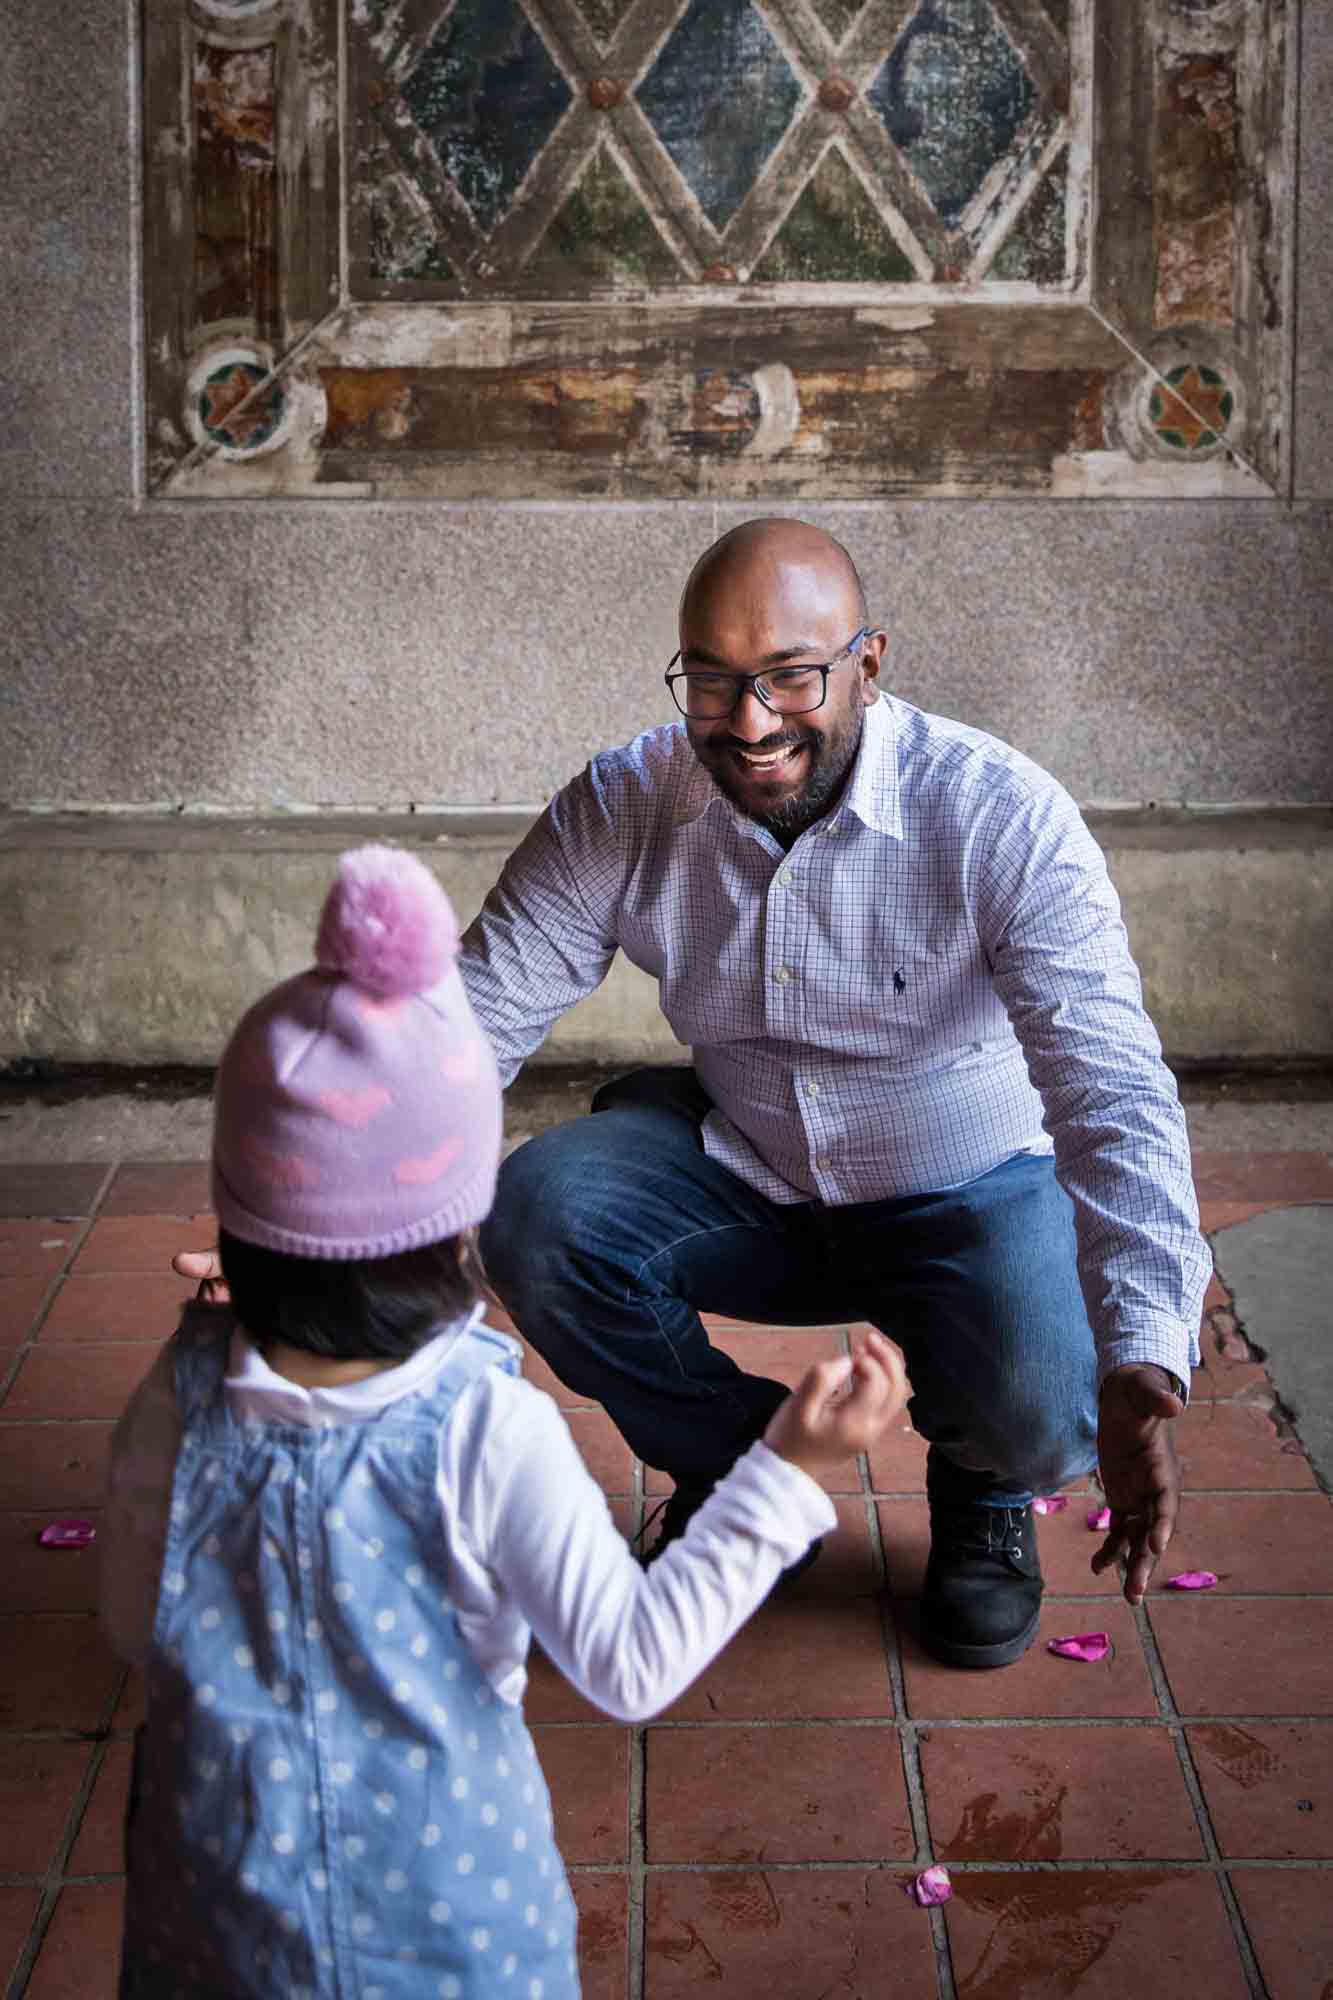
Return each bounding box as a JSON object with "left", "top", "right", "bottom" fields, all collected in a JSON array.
[{"left": 212, "top": 846, "right": 501, "bottom": 1260}]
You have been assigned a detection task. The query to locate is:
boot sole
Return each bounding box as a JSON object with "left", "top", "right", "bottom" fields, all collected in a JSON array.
[{"left": 918, "top": 1602, "right": 1042, "bottom": 1670}]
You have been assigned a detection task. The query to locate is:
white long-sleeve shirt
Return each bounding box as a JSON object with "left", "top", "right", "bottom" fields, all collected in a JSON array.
[
  {"left": 460, "top": 695, "right": 1210, "bottom": 1389},
  {"left": 101, "top": 1308, "right": 835, "bottom": 1722}
]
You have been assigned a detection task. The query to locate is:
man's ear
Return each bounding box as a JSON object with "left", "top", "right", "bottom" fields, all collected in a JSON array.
[{"left": 860, "top": 629, "right": 888, "bottom": 704}]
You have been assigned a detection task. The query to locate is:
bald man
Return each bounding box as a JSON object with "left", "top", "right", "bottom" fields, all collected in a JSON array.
[{"left": 476, "top": 520, "right": 1206, "bottom": 1668}]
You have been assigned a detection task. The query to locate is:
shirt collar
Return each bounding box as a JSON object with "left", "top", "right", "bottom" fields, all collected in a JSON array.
[
  {"left": 839, "top": 692, "right": 903, "bottom": 838},
  {"left": 672, "top": 692, "right": 903, "bottom": 839}
]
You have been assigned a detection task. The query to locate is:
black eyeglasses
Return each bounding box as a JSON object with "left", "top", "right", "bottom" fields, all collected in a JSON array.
[{"left": 665, "top": 629, "right": 871, "bottom": 720}]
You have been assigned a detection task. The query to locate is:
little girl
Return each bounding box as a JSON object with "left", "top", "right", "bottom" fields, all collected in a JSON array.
[{"left": 102, "top": 845, "right": 907, "bottom": 2000}]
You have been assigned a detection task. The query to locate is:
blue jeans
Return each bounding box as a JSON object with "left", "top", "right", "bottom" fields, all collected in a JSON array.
[{"left": 480, "top": 1067, "right": 1099, "bottom": 1507}]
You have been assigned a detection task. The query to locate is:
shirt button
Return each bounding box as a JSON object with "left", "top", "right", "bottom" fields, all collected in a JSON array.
[
  {"left": 815, "top": 1154, "right": 832, "bottom": 1171},
  {"left": 776, "top": 867, "right": 794, "bottom": 887},
  {"left": 805, "top": 1081, "right": 820, "bottom": 1101},
  {"left": 773, "top": 966, "right": 793, "bottom": 985}
]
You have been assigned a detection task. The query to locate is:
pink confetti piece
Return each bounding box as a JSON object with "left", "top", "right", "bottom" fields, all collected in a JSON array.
[
  {"left": 905, "top": 1866, "right": 953, "bottom": 1907},
  {"left": 1166, "top": 1570, "right": 1219, "bottom": 1591},
  {"left": 1087, "top": 1506, "right": 1113, "bottom": 1532},
  {"left": 1032, "top": 1495, "right": 1068, "bottom": 1515},
  {"left": 38, "top": 1519, "right": 96, "bottom": 1550},
  {"left": 1047, "top": 1631, "right": 1112, "bottom": 1663}
]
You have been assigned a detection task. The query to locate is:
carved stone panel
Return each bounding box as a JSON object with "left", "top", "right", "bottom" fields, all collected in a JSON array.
[{"left": 141, "top": 0, "right": 1291, "bottom": 498}]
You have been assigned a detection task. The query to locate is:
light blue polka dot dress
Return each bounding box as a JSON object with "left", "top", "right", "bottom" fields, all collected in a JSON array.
[{"left": 119, "top": 1313, "right": 580, "bottom": 2000}]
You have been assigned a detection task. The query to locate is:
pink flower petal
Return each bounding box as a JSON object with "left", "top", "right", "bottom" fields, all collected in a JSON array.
[
  {"left": 1166, "top": 1570, "right": 1219, "bottom": 1591},
  {"left": 38, "top": 1519, "right": 96, "bottom": 1550},
  {"left": 1032, "top": 1495, "right": 1069, "bottom": 1515},
  {"left": 905, "top": 1866, "right": 953, "bottom": 1907},
  {"left": 1087, "top": 1506, "right": 1113, "bottom": 1532},
  {"left": 1047, "top": 1631, "right": 1112, "bottom": 1663}
]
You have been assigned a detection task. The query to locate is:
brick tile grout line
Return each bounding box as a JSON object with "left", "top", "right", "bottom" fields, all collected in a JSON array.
[
  {"left": 2, "top": 1159, "right": 124, "bottom": 1999},
  {"left": 4, "top": 1654, "right": 132, "bottom": 2000},
  {"left": 531, "top": 1712, "right": 1333, "bottom": 1733},
  {"left": 1133, "top": 1596, "right": 1274, "bottom": 2000},
  {"left": 631, "top": 1857, "right": 1329, "bottom": 1875},
  {"left": 0, "top": 1167, "right": 116, "bottom": 1410},
  {"left": 627, "top": 1460, "right": 647, "bottom": 2000},
  {"left": 861, "top": 1416, "right": 959, "bottom": 2000}
]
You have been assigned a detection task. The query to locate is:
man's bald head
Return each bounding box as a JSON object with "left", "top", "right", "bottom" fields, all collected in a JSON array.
[
  {"left": 680, "top": 518, "right": 868, "bottom": 635},
  {"left": 673, "top": 518, "right": 884, "bottom": 848}
]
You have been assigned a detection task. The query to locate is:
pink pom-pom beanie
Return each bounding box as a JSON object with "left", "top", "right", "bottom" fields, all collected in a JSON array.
[{"left": 211, "top": 846, "right": 501, "bottom": 1260}]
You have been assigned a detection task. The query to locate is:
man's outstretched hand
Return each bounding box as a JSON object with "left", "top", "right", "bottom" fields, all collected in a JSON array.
[
  {"left": 1092, "top": 1363, "right": 1185, "bottom": 1604},
  {"left": 173, "top": 1249, "right": 230, "bottom": 1307}
]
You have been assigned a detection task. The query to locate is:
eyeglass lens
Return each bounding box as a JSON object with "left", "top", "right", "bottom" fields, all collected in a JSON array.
[{"left": 674, "top": 667, "right": 826, "bottom": 718}]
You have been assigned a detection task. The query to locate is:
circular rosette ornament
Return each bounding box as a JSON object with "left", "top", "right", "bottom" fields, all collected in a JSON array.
[
  {"left": 1109, "top": 330, "right": 1247, "bottom": 466},
  {"left": 188, "top": 349, "right": 289, "bottom": 458},
  {"left": 1147, "top": 363, "right": 1236, "bottom": 455}
]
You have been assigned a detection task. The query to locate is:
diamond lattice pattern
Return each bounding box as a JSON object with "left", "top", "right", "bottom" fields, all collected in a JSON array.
[{"left": 362, "top": 0, "right": 1072, "bottom": 292}]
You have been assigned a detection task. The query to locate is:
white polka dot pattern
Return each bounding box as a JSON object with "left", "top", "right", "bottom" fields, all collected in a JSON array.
[{"left": 120, "top": 1316, "right": 577, "bottom": 1998}]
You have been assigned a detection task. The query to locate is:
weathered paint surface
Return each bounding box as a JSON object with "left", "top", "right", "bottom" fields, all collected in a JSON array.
[
  {"left": 140, "top": 0, "right": 1291, "bottom": 500},
  {"left": 193, "top": 43, "right": 278, "bottom": 332},
  {"left": 1154, "top": 53, "right": 1238, "bottom": 328},
  {"left": 316, "top": 354, "right": 1107, "bottom": 496}
]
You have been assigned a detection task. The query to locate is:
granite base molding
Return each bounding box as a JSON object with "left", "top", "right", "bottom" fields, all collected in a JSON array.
[{"left": 1, "top": 807, "right": 1329, "bottom": 1066}]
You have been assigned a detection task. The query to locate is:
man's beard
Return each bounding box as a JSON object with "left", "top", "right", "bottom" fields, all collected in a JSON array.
[{"left": 692, "top": 705, "right": 866, "bottom": 842}]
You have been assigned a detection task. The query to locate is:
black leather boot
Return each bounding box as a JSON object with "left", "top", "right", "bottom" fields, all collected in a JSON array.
[
  {"left": 637, "top": 1484, "right": 822, "bottom": 1586},
  {"left": 920, "top": 1500, "right": 1043, "bottom": 1668}
]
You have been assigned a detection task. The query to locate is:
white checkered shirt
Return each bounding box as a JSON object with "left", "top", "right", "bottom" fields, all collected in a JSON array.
[{"left": 461, "top": 695, "right": 1208, "bottom": 1387}]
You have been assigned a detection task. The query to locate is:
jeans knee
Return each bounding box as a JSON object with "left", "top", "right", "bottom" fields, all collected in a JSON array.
[
  {"left": 1001, "top": 1409, "right": 1098, "bottom": 1495},
  {"left": 480, "top": 1118, "right": 635, "bottom": 1306},
  {"left": 481, "top": 1133, "right": 573, "bottom": 1291}
]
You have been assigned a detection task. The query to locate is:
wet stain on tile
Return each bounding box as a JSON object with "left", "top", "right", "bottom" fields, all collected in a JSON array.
[
  {"left": 1190, "top": 1722, "right": 1281, "bottom": 1790},
  {"left": 952, "top": 1870, "right": 1173, "bottom": 1998},
  {"left": 947, "top": 1781, "right": 1068, "bottom": 1860}
]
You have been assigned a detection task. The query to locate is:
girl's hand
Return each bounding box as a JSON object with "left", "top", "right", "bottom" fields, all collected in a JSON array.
[{"left": 763, "top": 1329, "right": 909, "bottom": 1482}]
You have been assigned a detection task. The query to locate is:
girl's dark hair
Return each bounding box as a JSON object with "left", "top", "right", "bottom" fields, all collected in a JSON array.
[{"left": 218, "top": 1228, "right": 476, "bottom": 1362}]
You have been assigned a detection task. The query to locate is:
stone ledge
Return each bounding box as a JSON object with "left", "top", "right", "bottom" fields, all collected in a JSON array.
[{"left": 2, "top": 808, "right": 1330, "bottom": 1065}]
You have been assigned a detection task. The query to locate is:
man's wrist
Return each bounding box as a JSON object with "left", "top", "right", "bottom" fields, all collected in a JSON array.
[{"left": 1100, "top": 1362, "right": 1185, "bottom": 1400}]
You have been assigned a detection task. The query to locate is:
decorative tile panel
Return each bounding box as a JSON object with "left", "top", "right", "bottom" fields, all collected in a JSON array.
[
  {"left": 635, "top": 0, "right": 805, "bottom": 231},
  {"left": 990, "top": 146, "right": 1069, "bottom": 282},
  {"left": 400, "top": 1, "right": 574, "bottom": 235},
  {"left": 867, "top": 0, "right": 1037, "bottom": 227},
  {"left": 140, "top": 0, "right": 1293, "bottom": 499},
  {"left": 752, "top": 148, "right": 917, "bottom": 283}
]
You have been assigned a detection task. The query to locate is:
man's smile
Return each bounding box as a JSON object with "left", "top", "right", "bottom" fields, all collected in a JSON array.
[{"left": 730, "top": 741, "right": 808, "bottom": 779}]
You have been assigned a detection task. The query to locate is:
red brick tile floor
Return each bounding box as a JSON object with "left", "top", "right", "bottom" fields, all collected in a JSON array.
[{"left": 1, "top": 1151, "right": 1330, "bottom": 1998}]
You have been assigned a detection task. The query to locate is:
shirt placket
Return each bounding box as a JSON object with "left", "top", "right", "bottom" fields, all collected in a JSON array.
[{"left": 764, "top": 833, "right": 839, "bottom": 1197}]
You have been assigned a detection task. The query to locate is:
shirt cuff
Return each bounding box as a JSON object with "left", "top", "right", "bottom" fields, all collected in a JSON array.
[
  {"left": 699, "top": 1440, "right": 839, "bottom": 1559},
  {"left": 1096, "top": 1324, "right": 1198, "bottom": 1403}
]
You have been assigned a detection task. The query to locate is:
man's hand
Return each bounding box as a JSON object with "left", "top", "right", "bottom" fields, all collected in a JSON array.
[
  {"left": 764, "top": 1329, "right": 909, "bottom": 1482},
  {"left": 1092, "top": 1363, "right": 1185, "bottom": 1604},
  {"left": 172, "top": 1249, "right": 230, "bottom": 1307}
]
